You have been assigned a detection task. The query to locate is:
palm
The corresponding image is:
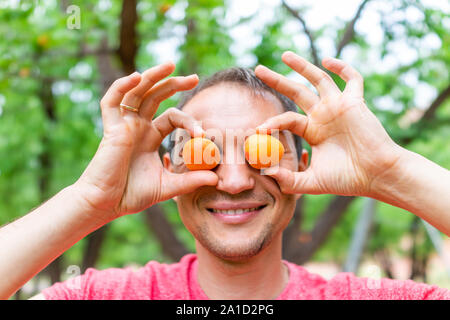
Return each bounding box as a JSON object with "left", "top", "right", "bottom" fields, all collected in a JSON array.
[
  {"left": 308, "top": 96, "right": 400, "bottom": 195},
  {"left": 118, "top": 142, "right": 164, "bottom": 213},
  {"left": 77, "top": 63, "right": 218, "bottom": 220}
]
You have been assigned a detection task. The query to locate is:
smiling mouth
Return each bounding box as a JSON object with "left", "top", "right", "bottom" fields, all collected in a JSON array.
[{"left": 206, "top": 205, "right": 267, "bottom": 215}]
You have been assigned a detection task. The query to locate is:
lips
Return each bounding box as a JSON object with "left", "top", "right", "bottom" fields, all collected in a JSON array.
[
  {"left": 205, "top": 202, "right": 267, "bottom": 224},
  {"left": 208, "top": 206, "right": 265, "bottom": 215}
]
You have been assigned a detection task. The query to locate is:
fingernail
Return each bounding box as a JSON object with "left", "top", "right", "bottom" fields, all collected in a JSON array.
[
  {"left": 129, "top": 71, "right": 140, "bottom": 77},
  {"left": 282, "top": 51, "right": 295, "bottom": 59},
  {"left": 256, "top": 125, "right": 271, "bottom": 135},
  {"left": 255, "top": 65, "right": 268, "bottom": 71},
  {"left": 257, "top": 121, "right": 267, "bottom": 128}
]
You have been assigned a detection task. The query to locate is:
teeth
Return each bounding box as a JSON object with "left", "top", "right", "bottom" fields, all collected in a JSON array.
[{"left": 211, "top": 207, "right": 260, "bottom": 215}]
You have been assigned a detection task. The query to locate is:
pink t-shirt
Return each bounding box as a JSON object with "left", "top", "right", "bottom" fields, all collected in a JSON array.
[{"left": 42, "top": 254, "right": 449, "bottom": 300}]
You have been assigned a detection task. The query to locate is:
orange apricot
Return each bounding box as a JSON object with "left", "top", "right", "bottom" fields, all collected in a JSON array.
[
  {"left": 182, "top": 137, "right": 220, "bottom": 170},
  {"left": 244, "top": 134, "right": 285, "bottom": 169}
]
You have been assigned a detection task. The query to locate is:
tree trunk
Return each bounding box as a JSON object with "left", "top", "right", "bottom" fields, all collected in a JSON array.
[
  {"left": 81, "top": 225, "right": 109, "bottom": 272},
  {"left": 409, "top": 216, "right": 430, "bottom": 282},
  {"left": 282, "top": 197, "right": 305, "bottom": 259},
  {"left": 342, "top": 198, "right": 376, "bottom": 273},
  {"left": 38, "top": 78, "right": 63, "bottom": 285},
  {"left": 118, "top": 0, "right": 138, "bottom": 74},
  {"left": 375, "top": 248, "right": 394, "bottom": 279},
  {"left": 143, "top": 205, "right": 190, "bottom": 262},
  {"left": 287, "top": 196, "right": 356, "bottom": 264},
  {"left": 79, "top": 0, "right": 141, "bottom": 271}
]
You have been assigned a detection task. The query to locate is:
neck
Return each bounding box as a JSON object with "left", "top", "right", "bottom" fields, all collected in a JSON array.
[{"left": 196, "top": 235, "right": 289, "bottom": 300}]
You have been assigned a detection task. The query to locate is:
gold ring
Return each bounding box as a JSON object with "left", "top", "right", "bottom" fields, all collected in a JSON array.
[{"left": 120, "top": 103, "right": 139, "bottom": 112}]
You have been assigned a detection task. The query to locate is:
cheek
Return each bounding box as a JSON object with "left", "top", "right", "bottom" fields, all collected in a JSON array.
[
  {"left": 175, "top": 195, "right": 198, "bottom": 229},
  {"left": 277, "top": 194, "right": 297, "bottom": 227}
]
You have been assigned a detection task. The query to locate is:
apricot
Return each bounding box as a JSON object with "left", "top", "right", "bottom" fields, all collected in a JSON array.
[
  {"left": 37, "top": 34, "right": 49, "bottom": 47},
  {"left": 182, "top": 137, "right": 220, "bottom": 170},
  {"left": 159, "top": 3, "right": 172, "bottom": 14},
  {"left": 244, "top": 134, "right": 285, "bottom": 169}
]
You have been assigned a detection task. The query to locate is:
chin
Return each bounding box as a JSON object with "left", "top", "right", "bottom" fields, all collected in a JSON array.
[{"left": 195, "top": 223, "right": 276, "bottom": 262}]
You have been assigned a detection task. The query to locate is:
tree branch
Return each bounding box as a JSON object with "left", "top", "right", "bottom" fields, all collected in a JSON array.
[
  {"left": 421, "top": 84, "right": 450, "bottom": 121},
  {"left": 281, "top": 0, "right": 321, "bottom": 67},
  {"left": 290, "top": 196, "right": 356, "bottom": 264},
  {"left": 335, "top": 0, "right": 371, "bottom": 58},
  {"left": 143, "top": 205, "right": 190, "bottom": 262},
  {"left": 399, "top": 84, "right": 450, "bottom": 146}
]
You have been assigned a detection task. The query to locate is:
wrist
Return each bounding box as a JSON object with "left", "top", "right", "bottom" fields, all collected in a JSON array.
[
  {"left": 68, "top": 182, "right": 116, "bottom": 227},
  {"left": 367, "top": 144, "right": 412, "bottom": 204}
]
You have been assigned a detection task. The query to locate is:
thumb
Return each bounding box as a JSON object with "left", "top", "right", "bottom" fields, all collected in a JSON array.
[
  {"left": 161, "top": 170, "right": 218, "bottom": 200},
  {"left": 264, "top": 166, "right": 317, "bottom": 194}
]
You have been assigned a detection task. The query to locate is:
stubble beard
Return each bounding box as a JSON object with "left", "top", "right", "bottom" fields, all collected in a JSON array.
[{"left": 195, "top": 222, "right": 277, "bottom": 262}]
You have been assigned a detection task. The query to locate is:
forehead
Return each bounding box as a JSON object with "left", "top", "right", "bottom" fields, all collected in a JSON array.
[{"left": 182, "top": 83, "right": 284, "bottom": 130}]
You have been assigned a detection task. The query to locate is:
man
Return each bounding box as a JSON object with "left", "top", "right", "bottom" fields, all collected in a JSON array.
[{"left": 0, "top": 52, "right": 449, "bottom": 300}]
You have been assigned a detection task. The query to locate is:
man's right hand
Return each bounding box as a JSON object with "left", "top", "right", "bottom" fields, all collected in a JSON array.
[{"left": 74, "top": 62, "right": 218, "bottom": 222}]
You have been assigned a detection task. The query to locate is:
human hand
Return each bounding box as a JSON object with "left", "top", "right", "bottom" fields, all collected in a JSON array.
[
  {"left": 255, "top": 51, "right": 404, "bottom": 197},
  {"left": 74, "top": 62, "right": 218, "bottom": 222}
]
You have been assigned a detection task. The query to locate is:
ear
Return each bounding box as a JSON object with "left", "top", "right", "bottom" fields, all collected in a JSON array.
[
  {"left": 163, "top": 152, "right": 173, "bottom": 171},
  {"left": 298, "top": 149, "right": 309, "bottom": 172},
  {"left": 294, "top": 149, "right": 309, "bottom": 201}
]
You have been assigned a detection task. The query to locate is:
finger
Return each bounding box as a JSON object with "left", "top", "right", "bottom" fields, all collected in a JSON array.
[
  {"left": 140, "top": 74, "right": 199, "bottom": 119},
  {"left": 100, "top": 72, "right": 142, "bottom": 126},
  {"left": 264, "top": 166, "right": 318, "bottom": 194},
  {"left": 257, "top": 112, "right": 309, "bottom": 140},
  {"left": 161, "top": 170, "right": 218, "bottom": 200},
  {"left": 152, "top": 108, "right": 204, "bottom": 145},
  {"left": 282, "top": 51, "right": 340, "bottom": 98},
  {"left": 120, "top": 61, "right": 176, "bottom": 111},
  {"left": 322, "top": 57, "right": 364, "bottom": 98},
  {"left": 255, "top": 65, "right": 319, "bottom": 114}
]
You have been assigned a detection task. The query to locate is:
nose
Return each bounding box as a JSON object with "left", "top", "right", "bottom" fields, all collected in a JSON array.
[
  {"left": 214, "top": 132, "right": 256, "bottom": 194},
  {"left": 215, "top": 162, "right": 255, "bottom": 195},
  {"left": 216, "top": 140, "right": 255, "bottom": 194}
]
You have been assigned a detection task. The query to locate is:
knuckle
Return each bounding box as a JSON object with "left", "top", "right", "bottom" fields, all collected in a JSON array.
[
  {"left": 161, "top": 108, "right": 182, "bottom": 123},
  {"left": 125, "top": 91, "right": 140, "bottom": 102},
  {"left": 320, "top": 71, "right": 332, "bottom": 82},
  {"left": 112, "top": 77, "right": 126, "bottom": 89},
  {"left": 167, "top": 77, "right": 179, "bottom": 85},
  {"left": 111, "top": 78, "right": 122, "bottom": 87},
  {"left": 166, "top": 107, "right": 180, "bottom": 117},
  {"left": 286, "top": 111, "right": 298, "bottom": 118}
]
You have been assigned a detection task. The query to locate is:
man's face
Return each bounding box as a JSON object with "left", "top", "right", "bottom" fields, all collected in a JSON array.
[{"left": 165, "top": 83, "right": 305, "bottom": 261}]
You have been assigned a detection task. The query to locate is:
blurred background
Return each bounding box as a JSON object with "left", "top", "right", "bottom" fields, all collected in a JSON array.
[{"left": 0, "top": 0, "right": 449, "bottom": 299}]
